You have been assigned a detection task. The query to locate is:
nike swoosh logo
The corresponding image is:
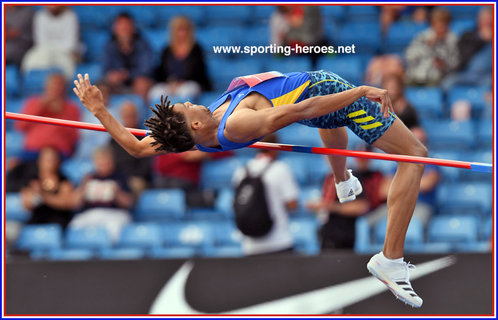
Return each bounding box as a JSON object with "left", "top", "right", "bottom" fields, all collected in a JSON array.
[{"left": 149, "top": 256, "right": 456, "bottom": 314}]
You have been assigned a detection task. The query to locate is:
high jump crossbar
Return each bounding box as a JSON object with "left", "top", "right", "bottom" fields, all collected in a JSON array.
[{"left": 5, "top": 112, "right": 492, "bottom": 173}]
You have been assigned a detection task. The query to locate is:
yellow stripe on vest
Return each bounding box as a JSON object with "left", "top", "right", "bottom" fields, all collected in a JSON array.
[
  {"left": 361, "top": 122, "right": 383, "bottom": 130},
  {"left": 347, "top": 110, "right": 366, "bottom": 118},
  {"left": 353, "top": 116, "right": 375, "bottom": 124},
  {"left": 271, "top": 80, "right": 310, "bottom": 106}
]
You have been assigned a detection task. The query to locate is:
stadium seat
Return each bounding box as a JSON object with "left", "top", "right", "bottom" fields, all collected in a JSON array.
[
  {"left": 61, "top": 158, "right": 94, "bottom": 186},
  {"left": 211, "top": 221, "right": 243, "bottom": 247},
  {"left": 385, "top": 22, "right": 428, "bottom": 54},
  {"left": 437, "top": 182, "right": 493, "bottom": 216},
  {"left": 430, "top": 150, "right": 463, "bottom": 182},
  {"left": 46, "top": 248, "right": 94, "bottom": 261},
  {"left": 197, "top": 25, "right": 245, "bottom": 50},
  {"left": 475, "top": 121, "right": 492, "bottom": 149},
  {"left": 347, "top": 6, "right": 379, "bottom": 22},
  {"left": 5, "top": 193, "right": 30, "bottom": 222},
  {"left": 75, "top": 63, "right": 102, "bottom": 83},
  {"left": 118, "top": 223, "right": 163, "bottom": 249},
  {"left": 336, "top": 21, "right": 381, "bottom": 54},
  {"left": 266, "top": 57, "right": 312, "bottom": 74},
  {"left": 306, "top": 156, "right": 330, "bottom": 185},
  {"left": 422, "top": 119, "right": 474, "bottom": 150},
  {"left": 296, "top": 186, "right": 323, "bottom": 217},
  {"left": 65, "top": 226, "right": 112, "bottom": 250},
  {"left": 290, "top": 217, "right": 320, "bottom": 255},
  {"left": 5, "top": 98, "right": 24, "bottom": 113},
  {"left": 479, "top": 215, "right": 493, "bottom": 241},
  {"left": 22, "top": 69, "right": 61, "bottom": 96},
  {"left": 428, "top": 214, "right": 479, "bottom": 243},
  {"left": 81, "top": 30, "right": 110, "bottom": 63},
  {"left": 447, "top": 86, "right": 489, "bottom": 118},
  {"left": 450, "top": 19, "right": 476, "bottom": 37},
  {"left": 202, "top": 245, "right": 244, "bottom": 258},
  {"left": 321, "top": 5, "right": 346, "bottom": 21},
  {"left": 149, "top": 247, "right": 197, "bottom": 259},
  {"left": 109, "top": 94, "right": 145, "bottom": 122},
  {"left": 316, "top": 55, "right": 363, "bottom": 84},
  {"left": 99, "top": 247, "right": 146, "bottom": 260},
  {"left": 154, "top": 6, "right": 205, "bottom": 28},
  {"left": 405, "top": 87, "right": 444, "bottom": 119},
  {"left": 186, "top": 208, "right": 227, "bottom": 221},
  {"left": 110, "top": 5, "right": 157, "bottom": 29},
  {"left": 201, "top": 157, "right": 243, "bottom": 190},
  {"left": 5, "top": 131, "right": 24, "bottom": 159},
  {"left": 279, "top": 155, "right": 309, "bottom": 186},
  {"left": 17, "top": 224, "right": 63, "bottom": 252},
  {"left": 443, "top": 5, "right": 481, "bottom": 20},
  {"left": 162, "top": 222, "right": 215, "bottom": 252},
  {"left": 243, "top": 25, "right": 270, "bottom": 47},
  {"left": 276, "top": 122, "right": 323, "bottom": 147},
  {"left": 204, "top": 6, "right": 252, "bottom": 25},
  {"left": 6, "top": 64, "right": 20, "bottom": 97},
  {"left": 354, "top": 216, "right": 383, "bottom": 254},
  {"left": 459, "top": 149, "right": 493, "bottom": 183},
  {"left": 252, "top": 5, "right": 276, "bottom": 24},
  {"left": 142, "top": 28, "right": 169, "bottom": 58},
  {"left": 373, "top": 217, "right": 424, "bottom": 245},
  {"left": 214, "top": 188, "right": 235, "bottom": 218},
  {"left": 135, "top": 189, "right": 186, "bottom": 221},
  {"left": 72, "top": 5, "right": 112, "bottom": 30},
  {"left": 206, "top": 57, "right": 265, "bottom": 92}
]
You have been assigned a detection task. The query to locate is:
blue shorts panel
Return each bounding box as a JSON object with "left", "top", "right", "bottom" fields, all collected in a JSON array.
[{"left": 300, "top": 70, "right": 396, "bottom": 145}]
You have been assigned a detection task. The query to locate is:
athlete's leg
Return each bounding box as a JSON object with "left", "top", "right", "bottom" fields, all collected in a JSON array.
[
  {"left": 319, "top": 127, "right": 349, "bottom": 182},
  {"left": 372, "top": 118, "right": 427, "bottom": 259}
]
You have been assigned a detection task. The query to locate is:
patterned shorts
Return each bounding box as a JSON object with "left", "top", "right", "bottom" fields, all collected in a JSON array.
[{"left": 299, "top": 70, "right": 396, "bottom": 145}]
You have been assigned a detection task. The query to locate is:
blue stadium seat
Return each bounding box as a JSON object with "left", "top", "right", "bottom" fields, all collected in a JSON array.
[
  {"left": 475, "top": 121, "right": 492, "bottom": 149},
  {"left": 154, "top": 6, "right": 205, "bottom": 28},
  {"left": 428, "top": 214, "right": 479, "bottom": 243},
  {"left": 99, "top": 247, "right": 146, "bottom": 260},
  {"left": 347, "top": 6, "right": 379, "bottom": 22},
  {"left": 110, "top": 5, "right": 157, "bottom": 29},
  {"left": 142, "top": 28, "right": 169, "bottom": 57},
  {"left": 197, "top": 25, "right": 244, "bottom": 50},
  {"left": 459, "top": 149, "right": 493, "bottom": 182},
  {"left": 6, "top": 65, "right": 20, "bottom": 97},
  {"left": 162, "top": 222, "right": 215, "bottom": 252},
  {"left": 17, "top": 224, "right": 63, "bottom": 252},
  {"left": 201, "top": 157, "right": 243, "bottom": 190},
  {"left": 252, "top": 5, "right": 276, "bottom": 24},
  {"left": 81, "top": 30, "right": 110, "bottom": 63},
  {"left": 61, "top": 158, "right": 94, "bottom": 186},
  {"left": 72, "top": 5, "right": 112, "bottom": 30},
  {"left": 450, "top": 19, "right": 476, "bottom": 37},
  {"left": 321, "top": 5, "right": 346, "bottom": 21},
  {"left": 109, "top": 94, "right": 145, "bottom": 124},
  {"left": 480, "top": 215, "right": 493, "bottom": 241},
  {"left": 5, "top": 193, "right": 30, "bottom": 222},
  {"left": 306, "top": 156, "right": 330, "bottom": 185},
  {"left": 354, "top": 216, "right": 383, "bottom": 254},
  {"left": 279, "top": 155, "right": 309, "bottom": 186},
  {"left": 243, "top": 25, "right": 270, "bottom": 46},
  {"left": 65, "top": 226, "right": 112, "bottom": 250},
  {"left": 405, "top": 87, "right": 444, "bottom": 119},
  {"left": 5, "top": 131, "right": 24, "bottom": 159},
  {"left": 75, "top": 63, "right": 103, "bottom": 83},
  {"left": 186, "top": 208, "right": 227, "bottom": 221},
  {"left": 202, "top": 246, "right": 244, "bottom": 258},
  {"left": 444, "top": 5, "right": 481, "bottom": 20},
  {"left": 373, "top": 217, "right": 424, "bottom": 245},
  {"left": 135, "top": 189, "right": 186, "bottom": 221},
  {"left": 118, "top": 223, "right": 163, "bottom": 249},
  {"left": 5, "top": 98, "right": 24, "bottom": 113},
  {"left": 296, "top": 186, "right": 323, "bottom": 217},
  {"left": 436, "top": 182, "right": 492, "bottom": 216},
  {"left": 336, "top": 21, "right": 381, "bottom": 54},
  {"left": 422, "top": 119, "right": 474, "bottom": 150},
  {"left": 430, "top": 150, "right": 463, "bottom": 182},
  {"left": 149, "top": 247, "right": 197, "bottom": 259},
  {"left": 266, "top": 57, "right": 312, "bottom": 74},
  {"left": 447, "top": 86, "right": 489, "bottom": 118},
  {"left": 276, "top": 123, "right": 323, "bottom": 147},
  {"left": 206, "top": 57, "right": 265, "bottom": 92},
  {"left": 211, "top": 221, "right": 243, "bottom": 247},
  {"left": 204, "top": 6, "right": 252, "bottom": 25},
  {"left": 214, "top": 188, "right": 235, "bottom": 218},
  {"left": 385, "top": 22, "right": 427, "bottom": 54},
  {"left": 46, "top": 248, "right": 94, "bottom": 261},
  {"left": 316, "top": 56, "right": 363, "bottom": 84},
  {"left": 290, "top": 217, "right": 320, "bottom": 255},
  {"left": 22, "top": 69, "right": 60, "bottom": 96}
]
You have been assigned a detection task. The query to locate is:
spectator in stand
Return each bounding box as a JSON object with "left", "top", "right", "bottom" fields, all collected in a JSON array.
[
  {"left": 69, "top": 146, "right": 133, "bottom": 243},
  {"left": 5, "top": 5, "right": 34, "bottom": 67},
  {"left": 405, "top": 7, "right": 459, "bottom": 86},
  {"left": 102, "top": 13, "right": 154, "bottom": 102},
  {"left": 21, "top": 147, "right": 77, "bottom": 229},
  {"left": 232, "top": 134, "right": 299, "bottom": 255},
  {"left": 307, "top": 144, "right": 385, "bottom": 249},
  {"left": 382, "top": 74, "right": 420, "bottom": 130},
  {"left": 148, "top": 16, "right": 211, "bottom": 102},
  {"left": 108, "top": 101, "right": 152, "bottom": 198},
  {"left": 364, "top": 54, "right": 405, "bottom": 88},
  {"left": 270, "top": 6, "right": 291, "bottom": 46},
  {"left": 21, "top": 6, "right": 80, "bottom": 79},
  {"left": 442, "top": 6, "right": 493, "bottom": 90},
  {"left": 16, "top": 73, "right": 80, "bottom": 159},
  {"left": 153, "top": 149, "right": 232, "bottom": 207}
]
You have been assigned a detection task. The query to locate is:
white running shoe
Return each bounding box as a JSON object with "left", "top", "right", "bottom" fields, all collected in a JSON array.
[
  {"left": 335, "top": 169, "right": 363, "bottom": 203},
  {"left": 367, "top": 252, "right": 423, "bottom": 308}
]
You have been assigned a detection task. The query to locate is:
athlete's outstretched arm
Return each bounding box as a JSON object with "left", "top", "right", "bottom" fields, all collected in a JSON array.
[
  {"left": 228, "top": 85, "right": 392, "bottom": 140},
  {"left": 73, "top": 73, "right": 166, "bottom": 158}
]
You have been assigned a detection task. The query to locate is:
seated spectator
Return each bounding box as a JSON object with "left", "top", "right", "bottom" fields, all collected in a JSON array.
[
  {"left": 69, "top": 146, "right": 133, "bottom": 243},
  {"left": 382, "top": 74, "right": 420, "bottom": 129},
  {"left": 405, "top": 7, "right": 458, "bottom": 86},
  {"left": 21, "top": 147, "right": 77, "bottom": 229},
  {"left": 15, "top": 73, "right": 80, "bottom": 159},
  {"left": 307, "top": 144, "right": 385, "bottom": 250},
  {"left": 108, "top": 101, "right": 152, "bottom": 198},
  {"left": 442, "top": 7, "right": 493, "bottom": 90},
  {"left": 102, "top": 13, "right": 154, "bottom": 101},
  {"left": 21, "top": 6, "right": 80, "bottom": 79},
  {"left": 367, "top": 129, "right": 440, "bottom": 228},
  {"left": 148, "top": 16, "right": 211, "bottom": 102},
  {"left": 232, "top": 134, "right": 299, "bottom": 255},
  {"left": 364, "top": 54, "right": 405, "bottom": 87},
  {"left": 5, "top": 5, "right": 34, "bottom": 67},
  {"left": 270, "top": 6, "right": 291, "bottom": 46}
]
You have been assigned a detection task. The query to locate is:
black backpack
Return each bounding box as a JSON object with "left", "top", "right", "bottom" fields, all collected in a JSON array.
[{"left": 233, "top": 163, "right": 273, "bottom": 237}]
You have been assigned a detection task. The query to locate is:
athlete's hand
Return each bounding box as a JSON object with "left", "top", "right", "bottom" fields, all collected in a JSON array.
[
  {"left": 361, "top": 86, "right": 393, "bottom": 118},
  {"left": 73, "top": 73, "right": 105, "bottom": 115}
]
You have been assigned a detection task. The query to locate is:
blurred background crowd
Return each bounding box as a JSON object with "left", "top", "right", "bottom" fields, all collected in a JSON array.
[{"left": 4, "top": 5, "right": 493, "bottom": 261}]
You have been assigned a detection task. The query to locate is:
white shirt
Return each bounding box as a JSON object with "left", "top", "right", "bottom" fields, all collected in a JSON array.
[
  {"left": 33, "top": 8, "right": 79, "bottom": 52},
  {"left": 232, "top": 155, "right": 299, "bottom": 255}
]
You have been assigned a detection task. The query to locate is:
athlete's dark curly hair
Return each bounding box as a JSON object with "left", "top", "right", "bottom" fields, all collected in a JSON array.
[{"left": 144, "top": 95, "right": 195, "bottom": 153}]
